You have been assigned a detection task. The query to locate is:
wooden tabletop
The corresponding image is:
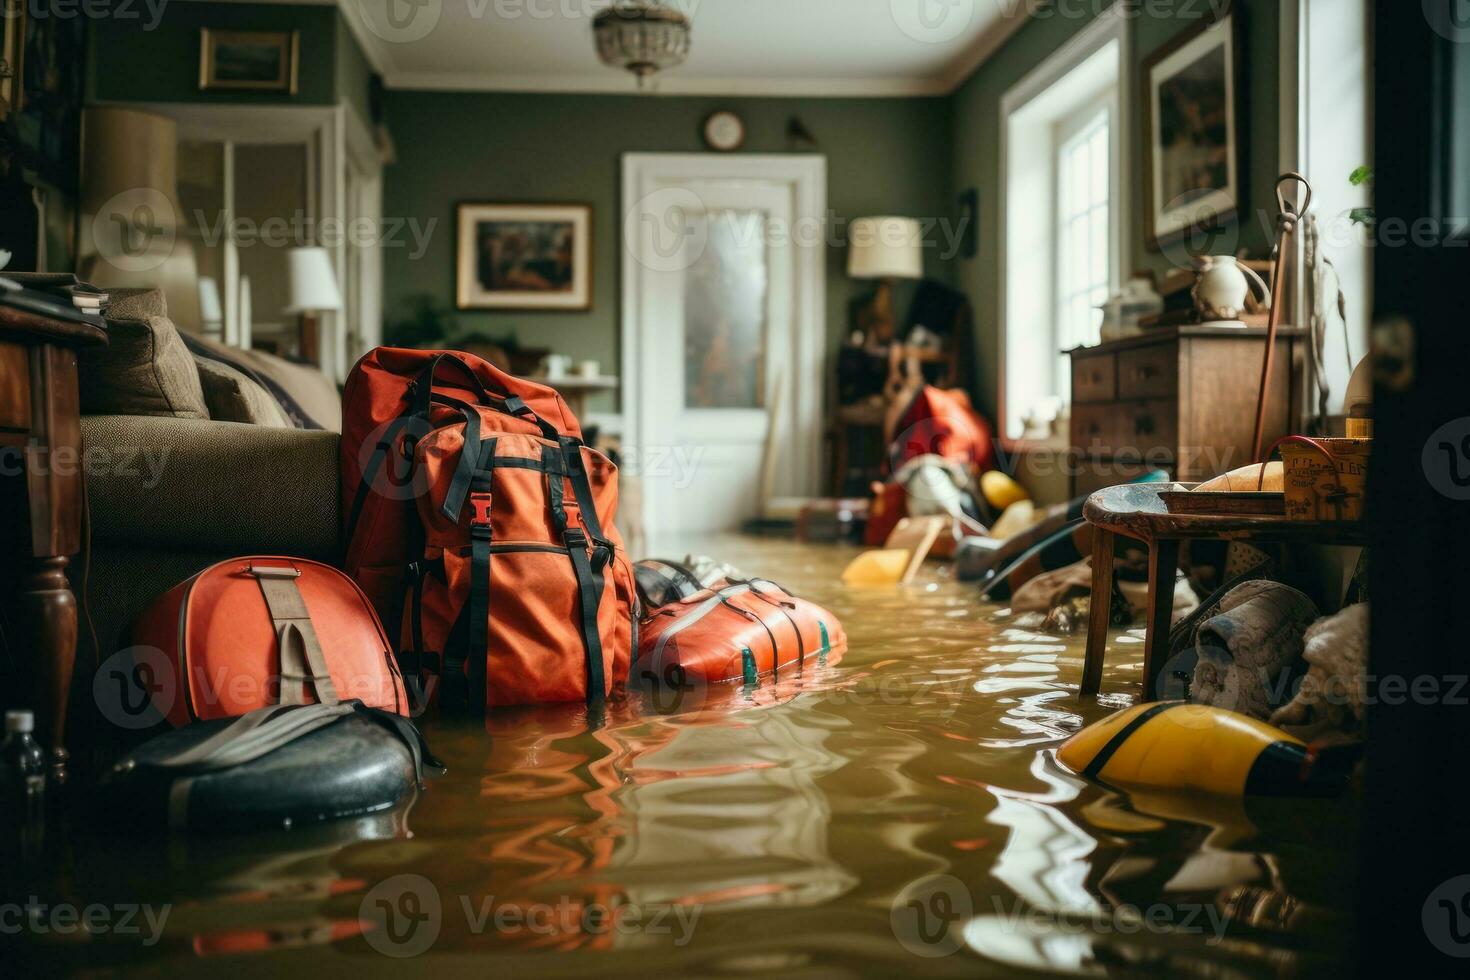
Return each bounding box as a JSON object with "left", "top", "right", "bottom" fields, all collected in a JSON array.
[
  {"left": 0, "top": 302, "right": 109, "bottom": 348},
  {"left": 1083, "top": 482, "right": 1369, "bottom": 545}
]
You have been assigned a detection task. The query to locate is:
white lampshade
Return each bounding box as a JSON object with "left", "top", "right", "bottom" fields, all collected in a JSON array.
[
  {"left": 284, "top": 247, "right": 343, "bottom": 313},
  {"left": 197, "top": 276, "right": 223, "bottom": 325},
  {"left": 847, "top": 216, "right": 924, "bottom": 280}
]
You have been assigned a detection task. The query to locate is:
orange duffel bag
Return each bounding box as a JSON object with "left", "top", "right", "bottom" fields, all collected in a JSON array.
[
  {"left": 637, "top": 578, "right": 846, "bottom": 688},
  {"left": 131, "top": 557, "right": 410, "bottom": 727}
]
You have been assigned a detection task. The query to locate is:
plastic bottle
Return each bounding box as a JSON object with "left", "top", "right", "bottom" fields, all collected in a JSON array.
[{"left": 1, "top": 710, "right": 47, "bottom": 858}]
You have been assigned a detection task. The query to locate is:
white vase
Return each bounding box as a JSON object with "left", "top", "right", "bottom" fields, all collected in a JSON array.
[{"left": 1193, "top": 256, "right": 1270, "bottom": 322}]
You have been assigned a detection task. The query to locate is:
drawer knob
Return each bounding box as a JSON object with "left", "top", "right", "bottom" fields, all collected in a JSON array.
[{"left": 1134, "top": 414, "right": 1155, "bottom": 436}]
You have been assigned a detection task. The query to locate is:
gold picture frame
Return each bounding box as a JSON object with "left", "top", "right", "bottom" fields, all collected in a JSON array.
[
  {"left": 456, "top": 203, "right": 594, "bottom": 312},
  {"left": 199, "top": 29, "right": 299, "bottom": 95}
]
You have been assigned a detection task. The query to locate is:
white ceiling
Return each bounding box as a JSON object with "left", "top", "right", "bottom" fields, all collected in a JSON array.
[{"left": 327, "top": 0, "right": 1028, "bottom": 95}]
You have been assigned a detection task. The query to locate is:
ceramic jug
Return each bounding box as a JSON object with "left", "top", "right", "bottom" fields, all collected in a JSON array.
[{"left": 1193, "top": 256, "right": 1270, "bottom": 322}]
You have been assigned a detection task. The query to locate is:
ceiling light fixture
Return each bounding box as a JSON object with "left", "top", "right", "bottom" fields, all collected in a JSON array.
[{"left": 593, "top": 1, "right": 691, "bottom": 89}]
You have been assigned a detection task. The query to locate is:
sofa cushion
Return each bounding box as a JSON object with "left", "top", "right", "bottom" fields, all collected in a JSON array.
[
  {"left": 79, "top": 413, "right": 340, "bottom": 556},
  {"left": 80, "top": 313, "right": 209, "bottom": 419},
  {"left": 193, "top": 356, "right": 291, "bottom": 427},
  {"left": 104, "top": 287, "right": 169, "bottom": 322},
  {"left": 234, "top": 348, "right": 342, "bottom": 432}
]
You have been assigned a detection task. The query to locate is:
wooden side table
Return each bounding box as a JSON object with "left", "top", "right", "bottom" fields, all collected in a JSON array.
[
  {"left": 1079, "top": 482, "right": 1367, "bottom": 699},
  {"left": 0, "top": 303, "right": 108, "bottom": 783}
]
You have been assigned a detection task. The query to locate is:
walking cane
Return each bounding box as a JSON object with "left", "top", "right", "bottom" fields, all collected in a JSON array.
[{"left": 1251, "top": 173, "right": 1313, "bottom": 462}]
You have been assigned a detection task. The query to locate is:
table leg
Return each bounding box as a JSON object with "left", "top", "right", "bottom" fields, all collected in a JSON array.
[
  {"left": 1142, "top": 538, "right": 1181, "bottom": 699},
  {"left": 1080, "top": 526, "right": 1115, "bottom": 697},
  {"left": 17, "top": 555, "right": 76, "bottom": 784}
]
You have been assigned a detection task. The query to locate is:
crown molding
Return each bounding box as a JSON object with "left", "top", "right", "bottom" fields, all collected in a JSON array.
[{"left": 384, "top": 71, "right": 955, "bottom": 97}]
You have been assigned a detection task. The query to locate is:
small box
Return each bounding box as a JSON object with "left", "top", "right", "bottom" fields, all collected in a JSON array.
[{"left": 1281, "top": 438, "right": 1370, "bottom": 521}]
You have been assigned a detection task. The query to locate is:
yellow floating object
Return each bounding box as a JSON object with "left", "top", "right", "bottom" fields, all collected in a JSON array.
[
  {"left": 988, "top": 499, "right": 1036, "bottom": 540},
  {"left": 840, "top": 548, "right": 911, "bottom": 586},
  {"left": 980, "top": 470, "right": 1028, "bottom": 511},
  {"left": 1058, "top": 702, "right": 1343, "bottom": 797}
]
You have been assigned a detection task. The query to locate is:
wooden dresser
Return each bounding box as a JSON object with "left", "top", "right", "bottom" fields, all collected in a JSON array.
[{"left": 1066, "top": 325, "right": 1303, "bottom": 496}]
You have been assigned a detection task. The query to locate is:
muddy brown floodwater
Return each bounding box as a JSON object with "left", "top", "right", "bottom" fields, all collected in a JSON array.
[{"left": 19, "top": 536, "right": 1359, "bottom": 977}]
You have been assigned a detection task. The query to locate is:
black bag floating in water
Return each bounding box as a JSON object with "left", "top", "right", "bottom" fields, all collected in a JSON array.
[{"left": 103, "top": 701, "right": 444, "bottom": 833}]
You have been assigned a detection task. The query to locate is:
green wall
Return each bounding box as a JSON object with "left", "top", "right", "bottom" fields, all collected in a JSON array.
[
  {"left": 381, "top": 91, "right": 955, "bottom": 413},
  {"left": 949, "top": 0, "right": 1280, "bottom": 419},
  {"left": 88, "top": 2, "right": 371, "bottom": 115}
]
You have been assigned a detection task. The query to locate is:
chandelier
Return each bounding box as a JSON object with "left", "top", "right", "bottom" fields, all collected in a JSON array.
[{"left": 593, "top": 1, "right": 691, "bottom": 88}]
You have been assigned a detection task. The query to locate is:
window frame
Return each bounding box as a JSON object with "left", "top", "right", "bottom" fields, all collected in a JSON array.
[{"left": 996, "top": 9, "right": 1130, "bottom": 445}]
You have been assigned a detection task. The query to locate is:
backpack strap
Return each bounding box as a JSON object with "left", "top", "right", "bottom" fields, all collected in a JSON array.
[
  {"left": 249, "top": 564, "right": 339, "bottom": 706},
  {"left": 544, "top": 443, "right": 607, "bottom": 706},
  {"left": 458, "top": 438, "right": 498, "bottom": 715},
  {"left": 440, "top": 406, "right": 484, "bottom": 520}
]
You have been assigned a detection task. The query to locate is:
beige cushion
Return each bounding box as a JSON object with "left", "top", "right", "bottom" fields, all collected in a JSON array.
[
  {"left": 80, "top": 313, "right": 208, "bottom": 419},
  {"left": 194, "top": 356, "right": 291, "bottom": 427},
  {"left": 104, "top": 287, "right": 168, "bottom": 322},
  {"left": 235, "top": 348, "right": 343, "bottom": 432}
]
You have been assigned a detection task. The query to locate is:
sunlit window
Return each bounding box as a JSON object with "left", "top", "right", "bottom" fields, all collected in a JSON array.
[{"left": 1055, "top": 108, "right": 1110, "bottom": 383}]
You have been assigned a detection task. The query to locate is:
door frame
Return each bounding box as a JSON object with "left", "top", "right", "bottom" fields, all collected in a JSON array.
[{"left": 620, "top": 152, "right": 827, "bottom": 518}]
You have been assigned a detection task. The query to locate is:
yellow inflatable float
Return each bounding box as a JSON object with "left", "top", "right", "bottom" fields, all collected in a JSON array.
[{"left": 1058, "top": 702, "right": 1351, "bottom": 797}]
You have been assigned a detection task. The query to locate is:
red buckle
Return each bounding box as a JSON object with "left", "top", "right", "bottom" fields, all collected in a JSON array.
[{"left": 469, "top": 491, "right": 493, "bottom": 526}]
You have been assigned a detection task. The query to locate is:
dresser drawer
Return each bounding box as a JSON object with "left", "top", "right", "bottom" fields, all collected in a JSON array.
[
  {"left": 1117, "top": 345, "right": 1179, "bottom": 399},
  {"left": 1114, "top": 398, "right": 1179, "bottom": 460},
  {"left": 1072, "top": 398, "right": 1178, "bottom": 462},
  {"left": 1071, "top": 403, "right": 1121, "bottom": 454},
  {"left": 1071, "top": 353, "right": 1116, "bottom": 403}
]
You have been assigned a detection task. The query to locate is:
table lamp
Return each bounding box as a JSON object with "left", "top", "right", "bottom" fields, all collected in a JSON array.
[
  {"left": 284, "top": 247, "right": 341, "bottom": 366},
  {"left": 847, "top": 216, "right": 923, "bottom": 345},
  {"left": 197, "top": 276, "right": 223, "bottom": 339}
]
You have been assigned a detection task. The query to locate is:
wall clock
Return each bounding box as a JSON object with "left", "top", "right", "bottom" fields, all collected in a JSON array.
[{"left": 702, "top": 110, "right": 745, "bottom": 152}]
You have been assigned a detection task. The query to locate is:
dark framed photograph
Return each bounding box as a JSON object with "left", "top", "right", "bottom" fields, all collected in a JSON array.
[
  {"left": 199, "top": 29, "right": 300, "bottom": 94},
  {"left": 455, "top": 203, "right": 592, "bottom": 311},
  {"left": 1143, "top": 5, "right": 1243, "bottom": 248}
]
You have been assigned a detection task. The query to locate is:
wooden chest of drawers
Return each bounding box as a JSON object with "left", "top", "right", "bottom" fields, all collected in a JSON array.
[{"left": 1067, "top": 326, "right": 1303, "bottom": 496}]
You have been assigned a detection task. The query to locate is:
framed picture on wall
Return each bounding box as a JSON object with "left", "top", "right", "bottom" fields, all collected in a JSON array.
[
  {"left": 455, "top": 203, "right": 593, "bottom": 311},
  {"left": 1143, "top": 5, "right": 1243, "bottom": 249},
  {"left": 199, "top": 29, "right": 300, "bottom": 94}
]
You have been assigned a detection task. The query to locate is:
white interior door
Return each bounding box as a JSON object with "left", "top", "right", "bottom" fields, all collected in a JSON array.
[{"left": 622, "top": 154, "right": 826, "bottom": 541}]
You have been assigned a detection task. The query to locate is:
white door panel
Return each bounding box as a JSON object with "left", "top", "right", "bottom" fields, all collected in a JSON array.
[{"left": 622, "top": 155, "right": 826, "bottom": 542}]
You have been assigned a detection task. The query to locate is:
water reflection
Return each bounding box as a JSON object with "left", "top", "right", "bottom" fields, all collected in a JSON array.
[{"left": 22, "top": 536, "right": 1354, "bottom": 975}]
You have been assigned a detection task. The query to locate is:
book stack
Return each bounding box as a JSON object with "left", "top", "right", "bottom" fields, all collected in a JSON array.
[{"left": 0, "top": 273, "right": 109, "bottom": 328}]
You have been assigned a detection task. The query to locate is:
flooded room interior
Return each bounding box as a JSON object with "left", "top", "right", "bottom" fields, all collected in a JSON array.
[{"left": 1, "top": 1, "right": 1467, "bottom": 976}]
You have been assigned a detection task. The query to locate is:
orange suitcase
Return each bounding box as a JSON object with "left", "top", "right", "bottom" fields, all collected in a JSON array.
[{"left": 637, "top": 579, "right": 846, "bottom": 687}]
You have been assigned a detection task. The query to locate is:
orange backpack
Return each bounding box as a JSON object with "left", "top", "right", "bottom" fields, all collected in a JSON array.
[{"left": 341, "top": 348, "right": 635, "bottom": 711}]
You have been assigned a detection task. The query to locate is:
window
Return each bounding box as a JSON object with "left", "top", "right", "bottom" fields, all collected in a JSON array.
[
  {"left": 1054, "top": 105, "right": 1111, "bottom": 384},
  {"left": 1000, "top": 14, "right": 1126, "bottom": 441}
]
